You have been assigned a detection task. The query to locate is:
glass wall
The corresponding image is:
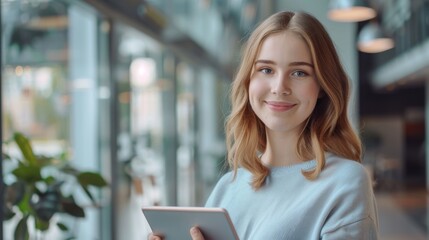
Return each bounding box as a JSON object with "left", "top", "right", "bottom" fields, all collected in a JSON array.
[
  {"left": 110, "top": 21, "right": 230, "bottom": 238},
  {"left": 111, "top": 22, "right": 168, "bottom": 239},
  {"left": 2, "top": 0, "right": 70, "bottom": 142},
  {"left": 2, "top": 0, "right": 110, "bottom": 239},
  {"left": 2, "top": 0, "right": 266, "bottom": 239}
]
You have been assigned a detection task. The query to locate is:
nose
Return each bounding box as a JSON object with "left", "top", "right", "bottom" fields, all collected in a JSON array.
[{"left": 271, "top": 74, "right": 291, "bottom": 95}]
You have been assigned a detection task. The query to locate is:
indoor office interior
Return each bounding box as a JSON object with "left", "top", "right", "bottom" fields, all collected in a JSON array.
[{"left": 1, "top": 0, "right": 428, "bottom": 239}]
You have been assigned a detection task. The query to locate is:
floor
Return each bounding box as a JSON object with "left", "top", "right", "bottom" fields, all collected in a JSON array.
[{"left": 377, "top": 189, "right": 427, "bottom": 240}]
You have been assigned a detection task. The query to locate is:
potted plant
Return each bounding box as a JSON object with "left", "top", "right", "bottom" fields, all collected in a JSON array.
[{"left": 3, "top": 132, "right": 108, "bottom": 239}]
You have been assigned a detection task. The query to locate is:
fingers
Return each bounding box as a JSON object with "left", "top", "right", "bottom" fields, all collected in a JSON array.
[
  {"left": 149, "top": 228, "right": 203, "bottom": 240},
  {"left": 190, "top": 226, "right": 205, "bottom": 240},
  {"left": 148, "top": 233, "right": 162, "bottom": 240}
]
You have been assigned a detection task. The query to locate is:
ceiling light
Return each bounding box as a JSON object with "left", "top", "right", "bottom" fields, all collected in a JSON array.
[
  {"left": 328, "top": 0, "right": 376, "bottom": 22},
  {"left": 357, "top": 21, "right": 394, "bottom": 53}
]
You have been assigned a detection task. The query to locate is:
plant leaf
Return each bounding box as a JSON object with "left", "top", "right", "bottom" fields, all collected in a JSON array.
[
  {"left": 3, "top": 205, "right": 16, "bottom": 220},
  {"left": 61, "top": 196, "right": 85, "bottom": 218},
  {"left": 14, "top": 132, "right": 37, "bottom": 166},
  {"left": 35, "top": 217, "right": 50, "bottom": 231},
  {"left": 60, "top": 164, "right": 81, "bottom": 176},
  {"left": 35, "top": 154, "right": 58, "bottom": 167},
  {"left": 33, "top": 183, "right": 62, "bottom": 222},
  {"left": 5, "top": 181, "right": 26, "bottom": 205},
  {"left": 58, "top": 151, "right": 69, "bottom": 161},
  {"left": 14, "top": 215, "right": 29, "bottom": 240},
  {"left": 2, "top": 152, "right": 12, "bottom": 161},
  {"left": 4, "top": 182, "right": 23, "bottom": 219},
  {"left": 77, "top": 172, "right": 108, "bottom": 187},
  {"left": 12, "top": 165, "right": 42, "bottom": 182},
  {"left": 17, "top": 189, "right": 32, "bottom": 215},
  {"left": 81, "top": 186, "right": 95, "bottom": 203},
  {"left": 44, "top": 176, "right": 55, "bottom": 185},
  {"left": 57, "top": 222, "right": 69, "bottom": 231}
]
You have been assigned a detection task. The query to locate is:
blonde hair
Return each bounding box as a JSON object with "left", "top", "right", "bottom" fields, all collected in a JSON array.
[{"left": 225, "top": 11, "right": 362, "bottom": 189}]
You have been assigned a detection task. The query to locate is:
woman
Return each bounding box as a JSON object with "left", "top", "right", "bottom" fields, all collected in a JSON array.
[{"left": 151, "top": 11, "right": 379, "bottom": 240}]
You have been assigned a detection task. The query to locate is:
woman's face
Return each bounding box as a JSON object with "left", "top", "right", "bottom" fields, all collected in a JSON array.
[{"left": 249, "top": 31, "right": 320, "bottom": 135}]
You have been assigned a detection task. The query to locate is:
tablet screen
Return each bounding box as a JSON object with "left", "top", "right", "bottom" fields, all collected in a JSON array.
[{"left": 142, "top": 206, "right": 239, "bottom": 240}]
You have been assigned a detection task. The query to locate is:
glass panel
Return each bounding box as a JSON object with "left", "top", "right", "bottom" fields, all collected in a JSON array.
[
  {"left": 176, "top": 62, "right": 197, "bottom": 206},
  {"left": 194, "top": 68, "right": 228, "bottom": 204},
  {"left": 2, "top": 0, "right": 109, "bottom": 239},
  {"left": 113, "top": 22, "right": 167, "bottom": 239},
  {"left": 2, "top": 0, "right": 69, "bottom": 140},
  {"left": 96, "top": 17, "right": 113, "bottom": 240}
]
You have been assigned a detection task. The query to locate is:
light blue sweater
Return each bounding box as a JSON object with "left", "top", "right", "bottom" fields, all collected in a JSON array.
[{"left": 205, "top": 153, "right": 379, "bottom": 239}]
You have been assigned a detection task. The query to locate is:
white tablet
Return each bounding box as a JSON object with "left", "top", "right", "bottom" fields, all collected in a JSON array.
[{"left": 142, "top": 206, "right": 239, "bottom": 240}]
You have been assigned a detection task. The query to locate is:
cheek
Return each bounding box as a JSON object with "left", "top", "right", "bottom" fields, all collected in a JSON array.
[
  {"left": 248, "top": 79, "right": 262, "bottom": 101},
  {"left": 299, "top": 83, "right": 321, "bottom": 103},
  {"left": 248, "top": 85, "right": 257, "bottom": 110}
]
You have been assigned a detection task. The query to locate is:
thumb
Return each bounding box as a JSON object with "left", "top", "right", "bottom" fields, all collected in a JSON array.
[{"left": 190, "top": 226, "right": 205, "bottom": 240}]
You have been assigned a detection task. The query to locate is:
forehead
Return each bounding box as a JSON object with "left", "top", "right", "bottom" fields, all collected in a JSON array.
[{"left": 256, "top": 31, "right": 312, "bottom": 63}]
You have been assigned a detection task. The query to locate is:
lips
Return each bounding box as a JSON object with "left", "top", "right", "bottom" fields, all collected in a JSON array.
[{"left": 265, "top": 101, "right": 296, "bottom": 111}]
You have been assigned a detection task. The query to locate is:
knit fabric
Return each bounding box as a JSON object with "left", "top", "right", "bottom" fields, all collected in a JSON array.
[{"left": 205, "top": 153, "right": 379, "bottom": 240}]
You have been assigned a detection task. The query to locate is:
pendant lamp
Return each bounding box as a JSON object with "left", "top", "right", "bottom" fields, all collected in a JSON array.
[
  {"left": 328, "top": 0, "right": 376, "bottom": 22},
  {"left": 357, "top": 21, "right": 394, "bottom": 53}
]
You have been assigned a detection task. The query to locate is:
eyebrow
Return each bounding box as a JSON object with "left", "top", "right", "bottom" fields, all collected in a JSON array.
[{"left": 254, "top": 59, "right": 314, "bottom": 68}]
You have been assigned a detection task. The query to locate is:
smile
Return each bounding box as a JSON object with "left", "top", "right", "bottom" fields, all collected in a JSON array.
[{"left": 265, "top": 101, "right": 296, "bottom": 111}]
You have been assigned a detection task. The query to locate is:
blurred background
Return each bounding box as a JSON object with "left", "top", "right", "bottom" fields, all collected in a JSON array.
[{"left": 1, "top": 0, "right": 428, "bottom": 239}]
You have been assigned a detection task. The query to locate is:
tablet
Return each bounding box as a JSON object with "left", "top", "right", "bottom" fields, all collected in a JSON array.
[{"left": 142, "top": 206, "right": 239, "bottom": 240}]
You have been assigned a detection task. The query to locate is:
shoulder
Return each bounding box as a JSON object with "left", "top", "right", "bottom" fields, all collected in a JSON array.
[
  {"left": 323, "top": 153, "right": 371, "bottom": 181},
  {"left": 214, "top": 168, "right": 250, "bottom": 188},
  {"left": 320, "top": 154, "right": 379, "bottom": 235},
  {"left": 215, "top": 171, "right": 235, "bottom": 187},
  {"left": 205, "top": 169, "right": 249, "bottom": 207},
  {"left": 320, "top": 153, "right": 375, "bottom": 193}
]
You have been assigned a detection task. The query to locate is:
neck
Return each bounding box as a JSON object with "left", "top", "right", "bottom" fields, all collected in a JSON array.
[{"left": 261, "top": 130, "right": 303, "bottom": 167}]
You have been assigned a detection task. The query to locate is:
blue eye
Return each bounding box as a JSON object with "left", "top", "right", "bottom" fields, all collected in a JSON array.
[
  {"left": 292, "top": 71, "right": 307, "bottom": 77},
  {"left": 259, "top": 68, "right": 273, "bottom": 74}
]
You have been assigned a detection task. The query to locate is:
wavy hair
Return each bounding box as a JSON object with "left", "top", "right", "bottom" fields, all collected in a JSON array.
[{"left": 225, "top": 11, "right": 362, "bottom": 189}]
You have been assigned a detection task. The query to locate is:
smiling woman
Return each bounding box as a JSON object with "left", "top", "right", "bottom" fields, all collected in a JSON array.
[
  {"left": 249, "top": 31, "right": 321, "bottom": 154},
  {"left": 149, "top": 10, "right": 379, "bottom": 240}
]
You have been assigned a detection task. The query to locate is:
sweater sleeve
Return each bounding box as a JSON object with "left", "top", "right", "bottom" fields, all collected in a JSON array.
[
  {"left": 320, "top": 161, "right": 379, "bottom": 239},
  {"left": 204, "top": 172, "right": 234, "bottom": 207},
  {"left": 321, "top": 217, "right": 378, "bottom": 240}
]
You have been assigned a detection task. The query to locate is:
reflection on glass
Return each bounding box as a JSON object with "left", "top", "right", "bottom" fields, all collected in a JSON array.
[
  {"left": 2, "top": 0, "right": 106, "bottom": 239},
  {"left": 3, "top": 65, "right": 69, "bottom": 140},
  {"left": 176, "top": 62, "right": 196, "bottom": 206},
  {"left": 129, "top": 57, "right": 164, "bottom": 206},
  {"left": 114, "top": 23, "right": 167, "bottom": 239}
]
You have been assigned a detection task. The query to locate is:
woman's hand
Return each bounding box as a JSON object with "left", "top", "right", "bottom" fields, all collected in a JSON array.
[
  {"left": 148, "top": 233, "right": 162, "bottom": 240},
  {"left": 190, "top": 226, "right": 205, "bottom": 240},
  {"left": 148, "top": 226, "right": 205, "bottom": 240}
]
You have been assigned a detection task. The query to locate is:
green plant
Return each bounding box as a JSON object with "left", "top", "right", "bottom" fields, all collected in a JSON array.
[{"left": 3, "top": 132, "right": 108, "bottom": 239}]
